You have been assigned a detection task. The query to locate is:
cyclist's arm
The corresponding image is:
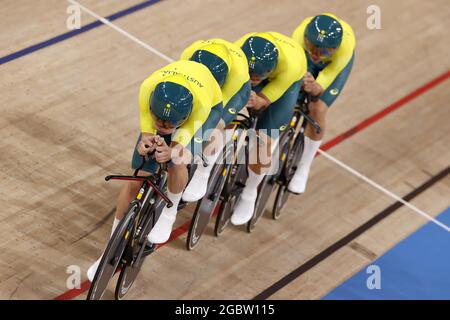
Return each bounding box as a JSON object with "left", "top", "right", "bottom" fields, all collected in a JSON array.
[
  {"left": 316, "top": 52, "right": 353, "bottom": 91},
  {"left": 138, "top": 78, "right": 157, "bottom": 134},
  {"left": 303, "top": 72, "right": 323, "bottom": 97},
  {"left": 222, "top": 71, "right": 249, "bottom": 107},
  {"left": 260, "top": 74, "right": 297, "bottom": 103},
  {"left": 254, "top": 92, "right": 271, "bottom": 110},
  {"left": 136, "top": 132, "right": 159, "bottom": 157},
  {"left": 171, "top": 104, "right": 212, "bottom": 147}
]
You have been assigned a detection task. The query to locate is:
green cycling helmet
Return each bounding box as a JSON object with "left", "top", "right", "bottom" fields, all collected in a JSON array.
[
  {"left": 241, "top": 35, "right": 278, "bottom": 78},
  {"left": 190, "top": 43, "right": 230, "bottom": 87},
  {"left": 305, "top": 14, "right": 343, "bottom": 49},
  {"left": 150, "top": 79, "right": 193, "bottom": 127}
]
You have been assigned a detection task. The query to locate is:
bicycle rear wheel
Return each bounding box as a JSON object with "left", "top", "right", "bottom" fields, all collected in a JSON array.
[
  {"left": 246, "top": 130, "right": 292, "bottom": 232},
  {"left": 115, "top": 193, "right": 165, "bottom": 300},
  {"left": 272, "top": 133, "right": 305, "bottom": 220},
  {"left": 187, "top": 163, "right": 226, "bottom": 250},
  {"left": 86, "top": 203, "right": 138, "bottom": 300}
]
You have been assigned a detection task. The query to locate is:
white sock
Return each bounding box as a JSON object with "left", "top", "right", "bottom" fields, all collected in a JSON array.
[
  {"left": 163, "top": 190, "right": 183, "bottom": 217},
  {"left": 297, "top": 136, "right": 322, "bottom": 173},
  {"left": 242, "top": 169, "right": 266, "bottom": 198}
]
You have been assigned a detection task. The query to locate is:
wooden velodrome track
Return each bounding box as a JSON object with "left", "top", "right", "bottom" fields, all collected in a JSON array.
[{"left": 0, "top": 0, "right": 449, "bottom": 299}]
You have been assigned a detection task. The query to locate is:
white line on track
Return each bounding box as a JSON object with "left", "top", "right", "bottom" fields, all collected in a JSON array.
[
  {"left": 68, "top": 0, "right": 175, "bottom": 63},
  {"left": 69, "top": 0, "right": 449, "bottom": 233},
  {"left": 318, "top": 149, "right": 450, "bottom": 232}
]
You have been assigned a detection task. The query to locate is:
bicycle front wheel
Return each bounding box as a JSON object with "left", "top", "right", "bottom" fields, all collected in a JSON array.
[
  {"left": 86, "top": 203, "right": 138, "bottom": 300},
  {"left": 115, "top": 243, "right": 156, "bottom": 300},
  {"left": 272, "top": 133, "right": 304, "bottom": 220},
  {"left": 284, "top": 132, "right": 305, "bottom": 180},
  {"left": 247, "top": 175, "right": 276, "bottom": 233}
]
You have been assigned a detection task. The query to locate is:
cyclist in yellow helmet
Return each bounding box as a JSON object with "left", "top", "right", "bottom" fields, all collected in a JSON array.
[
  {"left": 87, "top": 60, "right": 223, "bottom": 281},
  {"left": 231, "top": 31, "right": 308, "bottom": 225},
  {"left": 179, "top": 39, "right": 251, "bottom": 202}
]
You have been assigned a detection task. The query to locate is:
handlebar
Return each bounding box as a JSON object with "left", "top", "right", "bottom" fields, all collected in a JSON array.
[
  {"left": 133, "top": 148, "right": 156, "bottom": 176},
  {"left": 105, "top": 148, "right": 173, "bottom": 208}
]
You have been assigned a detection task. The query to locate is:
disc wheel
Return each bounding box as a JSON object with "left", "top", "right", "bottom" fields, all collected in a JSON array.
[{"left": 86, "top": 204, "right": 137, "bottom": 300}]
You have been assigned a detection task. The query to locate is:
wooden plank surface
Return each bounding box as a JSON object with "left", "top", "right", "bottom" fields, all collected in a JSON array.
[{"left": 0, "top": 0, "right": 448, "bottom": 299}]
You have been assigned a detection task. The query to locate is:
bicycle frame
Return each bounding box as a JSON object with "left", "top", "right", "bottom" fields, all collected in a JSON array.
[
  {"left": 105, "top": 155, "right": 173, "bottom": 208},
  {"left": 278, "top": 94, "right": 321, "bottom": 169},
  {"left": 289, "top": 94, "right": 321, "bottom": 135},
  {"left": 105, "top": 155, "right": 173, "bottom": 264}
]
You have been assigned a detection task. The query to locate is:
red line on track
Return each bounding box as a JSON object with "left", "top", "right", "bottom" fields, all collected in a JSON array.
[
  {"left": 54, "top": 280, "right": 91, "bottom": 300},
  {"left": 321, "top": 70, "right": 450, "bottom": 151},
  {"left": 54, "top": 70, "right": 449, "bottom": 300}
]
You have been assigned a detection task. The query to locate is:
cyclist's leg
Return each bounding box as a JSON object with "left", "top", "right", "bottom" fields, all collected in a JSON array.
[
  {"left": 289, "top": 53, "right": 355, "bottom": 193},
  {"left": 145, "top": 149, "right": 188, "bottom": 244},
  {"left": 148, "top": 104, "right": 224, "bottom": 243},
  {"left": 231, "top": 80, "right": 301, "bottom": 225},
  {"left": 183, "top": 82, "right": 251, "bottom": 202},
  {"left": 146, "top": 149, "right": 189, "bottom": 244}
]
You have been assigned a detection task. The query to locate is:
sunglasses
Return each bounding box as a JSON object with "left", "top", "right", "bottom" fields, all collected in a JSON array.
[
  {"left": 150, "top": 112, "right": 187, "bottom": 129},
  {"left": 304, "top": 38, "right": 336, "bottom": 59}
]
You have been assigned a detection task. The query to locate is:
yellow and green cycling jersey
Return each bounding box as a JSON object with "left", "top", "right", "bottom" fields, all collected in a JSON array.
[
  {"left": 235, "top": 31, "right": 307, "bottom": 103},
  {"left": 180, "top": 38, "right": 250, "bottom": 107},
  {"left": 292, "top": 13, "right": 356, "bottom": 93},
  {"left": 138, "top": 60, "right": 222, "bottom": 147}
]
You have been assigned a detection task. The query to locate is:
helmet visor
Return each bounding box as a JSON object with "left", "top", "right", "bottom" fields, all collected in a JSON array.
[
  {"left": 150, "top": 111, "right": 187, "bottom": 129},
  {"left": 249, "top": 69, "right": 271, "bottom": 80},
  {"left": 304, "top": 37, "right": 336, "bottom": 60}
]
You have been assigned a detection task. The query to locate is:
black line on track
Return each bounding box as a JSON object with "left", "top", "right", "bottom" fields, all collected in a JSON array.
[{"left": 253, "top": 165, "right": 450, "bottom": 300}]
